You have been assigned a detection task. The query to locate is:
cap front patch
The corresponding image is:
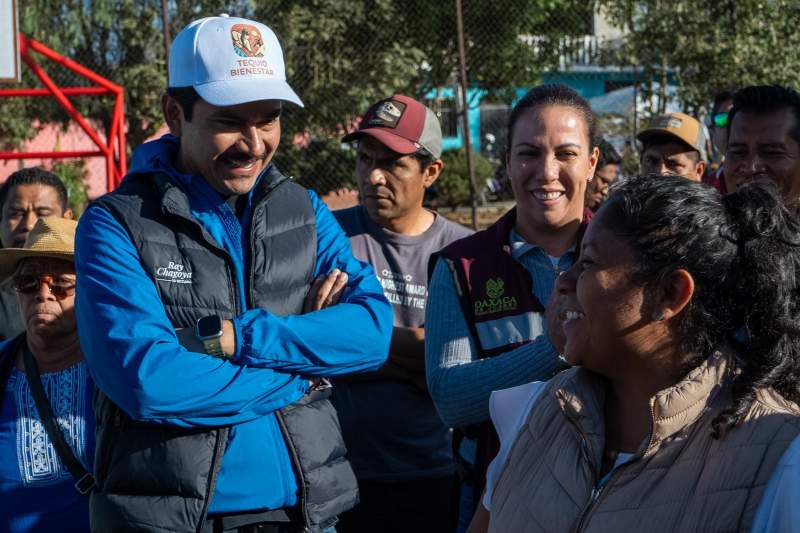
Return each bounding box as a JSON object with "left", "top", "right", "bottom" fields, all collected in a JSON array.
[
  {"left": 369, "top": 101, "right": 406, "bottom": 129},
  {"left": 652, "top": 116, "right": 683, "bottom": 129},
  {"left": 231, "top": 24, "right": 265, "bottom": 57}
]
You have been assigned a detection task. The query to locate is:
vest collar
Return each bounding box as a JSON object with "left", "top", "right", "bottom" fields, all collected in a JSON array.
[
  {"left": 556, "top": 351, "right": 732, "bottom": 459},
  {"left": 151, "top": 165, "right": 290, "bottom": 220},
  {"left": 645, "top": 351, "right": 730, "bottom": 454},
  {"left": 495, "top": 207, "right": 593, "bottom": 258}
]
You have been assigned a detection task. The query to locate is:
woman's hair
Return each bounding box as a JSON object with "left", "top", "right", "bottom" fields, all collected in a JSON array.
[
  {"left": 506, "top": 84, "right": 597, "bottom": 149},
  {"left": 596, "top": 138, "right": 622, "bottom": 169},
  {"left": 602, "top": 174, "right": 800, "bottom": 436}
]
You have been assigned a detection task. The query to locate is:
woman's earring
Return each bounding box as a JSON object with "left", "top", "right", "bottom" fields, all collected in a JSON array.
[
  {"left": 653, "top": 309, "right": 665, "bottom": 321},
  {"left": 587, "top": 175, "right": 594, "bottom": 182}
]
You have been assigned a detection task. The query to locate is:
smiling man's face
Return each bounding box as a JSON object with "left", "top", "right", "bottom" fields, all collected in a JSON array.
[
  {"left": 165, "top": 95, "right": 282, "bottom": 196},
  {"left": 723, "top": 108, "right": 800, "bottom": 204}
]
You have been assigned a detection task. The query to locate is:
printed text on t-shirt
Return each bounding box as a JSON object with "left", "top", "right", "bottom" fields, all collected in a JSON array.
[{"left": 378, "top": 269, "right": 427, "bottom": 309}]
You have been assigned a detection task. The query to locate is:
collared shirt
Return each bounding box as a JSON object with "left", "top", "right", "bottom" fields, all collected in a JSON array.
[{"left": 425, "top": 226, "right": 572, "bottom": 461}]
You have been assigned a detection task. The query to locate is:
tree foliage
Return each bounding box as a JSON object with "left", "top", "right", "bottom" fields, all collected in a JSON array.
[
  {"left": 0, "top": 1, "right": 249, "bottom": 150},
  {"left": 436, "top": 148, "right": 494, "bottom": 209},
  {"left": 1, "top": 0, "right": 592, "bottom": 154},
  {"left": 599, "top": 0, "right": 800, "bottom": 115}
]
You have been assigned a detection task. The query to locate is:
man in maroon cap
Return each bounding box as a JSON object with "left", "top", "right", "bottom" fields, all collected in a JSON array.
[{"left": 331, "top": 95, "right": 472, "bottom": 532}]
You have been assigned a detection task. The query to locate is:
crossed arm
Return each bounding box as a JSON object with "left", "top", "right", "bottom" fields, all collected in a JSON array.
[{"left": 75, "top": 197, "right": 392, "bottom": 427}]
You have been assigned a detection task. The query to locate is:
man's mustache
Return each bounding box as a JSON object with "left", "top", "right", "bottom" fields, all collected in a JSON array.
[{"left": 221, "top": 149, "right": 269, "bottom": 162}]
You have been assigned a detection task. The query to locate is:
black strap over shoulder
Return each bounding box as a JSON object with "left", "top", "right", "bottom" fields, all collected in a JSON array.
[
  {"left": 0, "top": 333, "right": 25, "bottom": 412},
  {"left": 21, "top": 338, "right": 95, "bottom": 495}
]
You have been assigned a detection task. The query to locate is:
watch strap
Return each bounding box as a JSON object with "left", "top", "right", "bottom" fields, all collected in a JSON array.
[{"left": 202, "top": 335, "right": 225, "bottom": 358}]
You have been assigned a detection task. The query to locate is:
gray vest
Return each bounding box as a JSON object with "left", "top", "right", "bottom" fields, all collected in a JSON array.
[{"left": 88, "top": 167, "right": 358, "bottom": 533}]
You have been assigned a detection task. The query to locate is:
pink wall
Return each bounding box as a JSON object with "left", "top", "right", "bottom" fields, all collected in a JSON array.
[
  {"left": 0, "top": 121, "right": 109, "bottom": 199},
  {"left": 0, "top": 122, "right": 357, "bottom": 210}
]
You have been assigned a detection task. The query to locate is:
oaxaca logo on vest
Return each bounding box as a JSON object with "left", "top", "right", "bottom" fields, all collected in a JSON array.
[
  {"left": 156, "top": 261, "right": 193, "bottom": 284},
  {"left": 474, "top": 277, "right": 518, "bottom": 317}
]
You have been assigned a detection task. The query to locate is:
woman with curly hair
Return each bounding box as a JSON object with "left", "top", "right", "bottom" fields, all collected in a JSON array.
[{"left": 470, "top": 175, "right": 800, "bottom": 532}]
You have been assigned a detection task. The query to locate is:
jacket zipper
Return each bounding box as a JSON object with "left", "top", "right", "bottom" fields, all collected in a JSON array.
[
  {"left": 574, "top": 400, "right": 657, "bottom": 532},
  {"left": 574, "top": 462, "right": 631, "bottom": 533},
  {"left": 196, "top": 428, "right": 228, "bottom": 532},
  {"left": 275, "top": 409, "right": 311, "bottom": 531},
  {"left": 572, "top": 435, "right": 601, "bottom": 533},
  {"left": 247, "top": 179, "right": 311, "bottom": 529},
  {"left": 168, "top": 176, "right": 303, "bottom": 528},
  {"left": 247, "top": 173, "right": 288, "bottom": 310}
]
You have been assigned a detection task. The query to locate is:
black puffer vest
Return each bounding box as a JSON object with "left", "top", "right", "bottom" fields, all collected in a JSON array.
[{"left": 88, "top": 166, "right": 358, "bottom": 533}]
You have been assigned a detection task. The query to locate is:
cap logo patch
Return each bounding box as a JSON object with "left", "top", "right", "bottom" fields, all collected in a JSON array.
[
  {"left": 652, "top": 116, "right": 683, "bottom": 129},
  {"left": 231, "top": 24, "right": 265, "bottom": 57},
  {"left": 369, "top": 101, "right": 406, "bottom": 129}
]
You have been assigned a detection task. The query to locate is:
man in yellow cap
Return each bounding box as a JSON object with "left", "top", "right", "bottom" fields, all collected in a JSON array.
[
  {"left": 0, "top": 217, "right": 94, "bottom": 533},
  {"left": 638, "top": 112, "right": 708, "bottom": 181}
]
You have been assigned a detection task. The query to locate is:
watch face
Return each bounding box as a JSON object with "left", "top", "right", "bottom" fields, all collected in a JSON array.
[{"left": 197, "top": 315, "right": 223, "bottom": 338}]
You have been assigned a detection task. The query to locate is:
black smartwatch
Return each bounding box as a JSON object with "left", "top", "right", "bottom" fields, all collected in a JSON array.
[{"left": 195, "top": 315, "right": 225, "bottom": 358}]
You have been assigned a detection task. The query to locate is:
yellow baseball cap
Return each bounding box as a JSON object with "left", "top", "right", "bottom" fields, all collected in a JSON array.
[{"left": 637, "top": 112, "right": 708, "bottom": 161}]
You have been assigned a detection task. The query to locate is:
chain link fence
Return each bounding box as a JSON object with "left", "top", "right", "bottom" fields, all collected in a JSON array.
[{"left": 1, "top": 1, "right": 639, "bottom": 214}]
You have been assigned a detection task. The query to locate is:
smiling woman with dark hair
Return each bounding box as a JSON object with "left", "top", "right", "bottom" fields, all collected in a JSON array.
[
  {"left": 425, "top": 84, "right": 599, "bottom": 530},
  {"left": 469, "top": 175, "right": 800, "bottom": 533}
]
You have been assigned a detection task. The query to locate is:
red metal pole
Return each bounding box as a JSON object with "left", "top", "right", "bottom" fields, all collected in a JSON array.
[
  {"left": 108, "top": 100, "right": 120, "bottom": 153},
  {"left": 22, "top": 35, "right": 123, "bottom": 93},
  {"left": 0, "top": 150, "right": 105, "bottom": 159},
  {"left": 105, "top": 151, "right": 113, "bottom": 194},
  {"left": 0, "top": 87, "right": 112, "bottom": 97},
  {"left": 20, "top": 49, "right": 110, "bottom": 155},
  {"left": 107, "top": 99, "right": 120, "bottom": 192},
  {"left": 117, "top": 92, "right": 126, "bottom": 179},
  {"left": 7, "top": 33, "right": 128, "bottom": 192}
]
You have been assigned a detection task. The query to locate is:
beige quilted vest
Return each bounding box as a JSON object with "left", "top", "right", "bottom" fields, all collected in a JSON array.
[{"left": 489, "top": 352, "right": 800, "bottom": 533}]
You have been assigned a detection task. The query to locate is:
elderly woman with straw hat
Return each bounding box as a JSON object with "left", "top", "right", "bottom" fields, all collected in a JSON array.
[{"left": 0, "top": 217, "right": 94, "bottom": 533}]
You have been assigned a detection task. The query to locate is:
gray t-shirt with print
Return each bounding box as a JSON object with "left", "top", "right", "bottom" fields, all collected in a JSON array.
[{"left": 332, "top": 205, "right": 473, "bottom": 481}]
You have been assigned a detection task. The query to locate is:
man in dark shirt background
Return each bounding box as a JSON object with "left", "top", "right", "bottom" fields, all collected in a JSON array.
[{"left": 333, "top": 95, "right": 472, "bottom": 532}]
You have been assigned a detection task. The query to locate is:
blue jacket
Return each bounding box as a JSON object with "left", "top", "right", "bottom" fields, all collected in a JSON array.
[{"left": 75, "top": 136, "right": 392, "bottom": 513}]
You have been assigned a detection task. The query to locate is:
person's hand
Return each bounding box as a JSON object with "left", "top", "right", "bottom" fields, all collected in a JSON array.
[
  {"left": 545, "top": 289, "right": 567, "bottom": 355},
  {"left": 303, "top": 269, "right": 348, "bottom": 313}
]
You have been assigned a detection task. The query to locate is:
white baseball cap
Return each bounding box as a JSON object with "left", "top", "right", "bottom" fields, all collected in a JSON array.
[{"left": 168, "top": 15, "right": 303, "bottom": 107}]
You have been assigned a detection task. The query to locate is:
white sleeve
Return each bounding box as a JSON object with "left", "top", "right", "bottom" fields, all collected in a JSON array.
[
  {"left": 482, "top": 380, "right": 548, "bottom": 511},
  {"left": 751, "top": 433, "right": 800, "bottom": 532}
]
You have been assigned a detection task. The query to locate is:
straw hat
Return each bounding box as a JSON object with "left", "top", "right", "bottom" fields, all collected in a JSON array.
[{"left": 0, "top": 216, "right": 77, "bottom": 281}]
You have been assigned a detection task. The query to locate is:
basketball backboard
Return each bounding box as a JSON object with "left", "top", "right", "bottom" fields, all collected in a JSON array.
[{"left": 0, "top": 0, "right": 19, "bottom": 83}]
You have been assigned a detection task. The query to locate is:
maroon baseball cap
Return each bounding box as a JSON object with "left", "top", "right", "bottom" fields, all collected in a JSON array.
[{"left": 343, "top": 95, "right": 443, "bottom": 158}]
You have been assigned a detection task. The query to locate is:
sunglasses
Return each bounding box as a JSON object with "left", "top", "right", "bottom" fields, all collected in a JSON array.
[
  {"left": 713, "top": 112, "right": 729, "bottom": 128},
  {"left": 13, "top": 274, "right": 76, "bottom": 299}
]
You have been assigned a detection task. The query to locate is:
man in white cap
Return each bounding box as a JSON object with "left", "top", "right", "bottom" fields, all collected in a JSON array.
[{"left": 74, "top": 15, "right": 392, "bottom": 533}]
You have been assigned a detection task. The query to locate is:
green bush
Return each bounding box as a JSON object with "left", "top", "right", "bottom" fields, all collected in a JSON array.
[
  {"left": 436, "top": 149, "right": 494, "bottom": 208},
  {"left": 51, "top": 160, "right": 89, "bottom": 218},
  {"left": 274, "top": 138, "right": 357, "bottom": 196}
]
